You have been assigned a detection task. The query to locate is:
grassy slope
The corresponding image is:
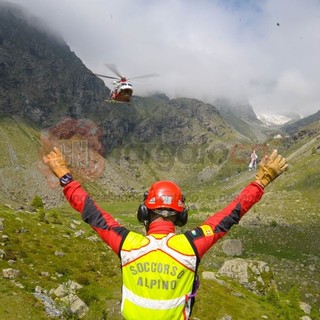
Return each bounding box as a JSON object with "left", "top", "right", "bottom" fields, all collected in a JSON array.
[
  {"left": 2, "top": 203, "right": 317, "bottom": 320},
  {"left": 0, "top": 115, "right": 40, "bottom": 169},
  {"left": 0, "top": 115, "right": 63, "bottom": 207},
  {"left": 1, "top": 117, "right": 320, "bottom": 319}
]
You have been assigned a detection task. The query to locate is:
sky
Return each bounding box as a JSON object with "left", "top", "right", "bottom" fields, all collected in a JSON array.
[{"left": 9, "top": 0, "right": 320, "bottom": 116}]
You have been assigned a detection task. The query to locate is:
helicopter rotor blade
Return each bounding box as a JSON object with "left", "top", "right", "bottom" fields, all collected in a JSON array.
[
  {"left": 130, "top": 73, "right": 159, "bottom": 80},
  {"left": 105, "top": 64, "right": 123, "bottom": 78},
  {"left": 95, "top": 73, "right": 119, "bottom": 80}
]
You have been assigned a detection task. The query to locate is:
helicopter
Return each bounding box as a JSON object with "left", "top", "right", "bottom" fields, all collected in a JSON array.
[{"left": 95, "top": 64, "right": 159, "bottom": 104}]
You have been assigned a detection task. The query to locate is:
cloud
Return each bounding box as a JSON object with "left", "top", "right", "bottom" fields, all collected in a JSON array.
[{"left": 9, "top": 0, "right": 320, "bottom": 115}]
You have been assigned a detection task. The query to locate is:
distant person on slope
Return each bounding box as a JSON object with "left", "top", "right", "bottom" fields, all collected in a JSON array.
[
  {"left": 43, "top": 148, "right": 288, "bottom": 320},
  {"left": 248, "top": 149, "right": 258, "bottom": 171}
]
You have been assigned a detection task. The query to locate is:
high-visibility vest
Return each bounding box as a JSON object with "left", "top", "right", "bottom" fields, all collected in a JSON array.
[{"left": 120, "top": 231, "right": 198, "bottom": 320}]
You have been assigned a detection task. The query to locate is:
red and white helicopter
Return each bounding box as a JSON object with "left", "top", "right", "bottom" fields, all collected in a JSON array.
[{"left": 96, "top": 64, "right": 158, "bottom": 104}]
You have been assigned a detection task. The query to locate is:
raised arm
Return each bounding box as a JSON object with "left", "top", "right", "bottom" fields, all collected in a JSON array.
[
  {"left": 43, "top": 148, "right": 129, "bottom": 254},
  {"left": 186, "top": 149, "right": 288, "bottom": 258}
]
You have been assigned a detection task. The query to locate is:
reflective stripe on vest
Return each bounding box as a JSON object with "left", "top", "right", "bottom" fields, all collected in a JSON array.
[
  {"left": 122, "top": 285, "right": 187, "bottom": 310},
  {"left": 120, "top": 232, "right": 197, "bottom": 319}
]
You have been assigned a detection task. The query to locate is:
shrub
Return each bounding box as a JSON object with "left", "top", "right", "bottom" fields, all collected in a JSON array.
[
  {"left": 78, "top": 286, "right": 99, "bottom": 306},
  {"left": 31, "top": 195, "right": 44, "bottom": 209},
  {"left": 55, "top": 266, "right": 70, "bottom": 276},
  {"left": 266, "top": 284, "right": 280, "bottom": 307},
  {"left": 38, "top": 209, "right": 48, "bottom": 223},
  {"left": 287, "top": 285, "right": 300, "bottom": 310},
  {"left": 48, "top": 210, "right": 62, "bottom": 225},
  {"left": 75, "top": 275, "right": 91, "bottom": 286},
  {"left": 270, "top": 220, "right": 278, "bottom": 228}
]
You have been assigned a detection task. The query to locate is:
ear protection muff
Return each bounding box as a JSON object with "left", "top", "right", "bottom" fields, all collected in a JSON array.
[
  {"left": 174, "top": 194, "right": 188, "bottom": 226},
  {"left": 137, "top": 191, "right": 151, "bottom": 223},
  {"left": 174, "top": 205, "right": 188, "bottom": 227},
  {"left": 137, "top": 204, "right": 150, "bottom": 223}
]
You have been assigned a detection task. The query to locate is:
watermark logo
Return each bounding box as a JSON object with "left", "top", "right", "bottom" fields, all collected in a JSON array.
[
  {"left": 39, "top": 116, "right": 272, "bottom": 190},
  {"left": 39, "top": 117, "right": 106, "bottom": 188},
  {"left": 115, "top": 141, "right": 268, "bottom": 172}
]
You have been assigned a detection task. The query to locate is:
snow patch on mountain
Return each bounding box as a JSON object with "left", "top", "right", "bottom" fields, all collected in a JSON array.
[{"left": 257, "top": 114, "right": 292, "bottom": 126}]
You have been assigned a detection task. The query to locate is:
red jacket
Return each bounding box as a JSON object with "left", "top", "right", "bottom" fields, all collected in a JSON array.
[
  {"left": 63, "top": 181, "right": 264, "bottom": 259},
  {"left": 63, "top": 181, "right": 263, "bottom": 319}
]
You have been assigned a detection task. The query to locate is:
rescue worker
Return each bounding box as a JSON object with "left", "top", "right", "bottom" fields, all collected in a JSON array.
[
  {"left": 43, "top": 148, "right": 288, "bottom": 320},
  {"left": 249, "top": 149, "right": 258, "bottom": 171}
]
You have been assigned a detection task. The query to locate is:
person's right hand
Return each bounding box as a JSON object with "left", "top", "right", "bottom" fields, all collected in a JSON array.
[
  {"left": 255, "top": 149, "right": 288, "bottom": 187},
  {"left": 43, "top": 147, "right": 69, "bottom": 179}
]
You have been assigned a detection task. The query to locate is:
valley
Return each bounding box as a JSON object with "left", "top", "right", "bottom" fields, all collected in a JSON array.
[{"left": 0, "top": 3, "right": 320, "bottom": 319}]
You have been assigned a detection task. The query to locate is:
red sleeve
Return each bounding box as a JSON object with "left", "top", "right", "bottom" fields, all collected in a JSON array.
[
  {"left": 186, "top": 182, "right": 264, "bottom": 259},
  {"left": 63, "top": 181, "right": 129, "bottom": 255}
]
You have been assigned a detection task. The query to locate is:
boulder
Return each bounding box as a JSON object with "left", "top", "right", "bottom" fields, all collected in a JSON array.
[
  {"left": 218, "top": 258, "right": 273, "bottom": 294},
  {"left": 60, "top": 293, "right": 88, "bottom": 318},
  {"left": 2, "top": 268, "right": 20, "bottom": 279},
  {"left": 222, "top": 239, "right": 243, "bottom": 256},
  {"left": 219, "top": 258, "right": 248, "bottom": 283},
  {"left": 54, "top": 280, "right": 82, "bottom": 298},
  {"left": 299, "top": 302, "right": 312, "bottom": 314}
]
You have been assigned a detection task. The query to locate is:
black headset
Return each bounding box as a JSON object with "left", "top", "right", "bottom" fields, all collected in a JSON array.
[{"left": 137, "top": 191, "right": 188, "bottom": 227}]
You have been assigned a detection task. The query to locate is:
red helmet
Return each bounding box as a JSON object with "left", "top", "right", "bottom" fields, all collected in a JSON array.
[{"left": 144, "top": 180, "right": 185, "bottom": 212}]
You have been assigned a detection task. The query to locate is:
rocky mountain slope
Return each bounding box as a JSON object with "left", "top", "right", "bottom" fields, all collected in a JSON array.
[
  {"left": 0, "top": 1, "right": 266, "bottom": 205},
  {"left": 0, "top": 1, "right": 109, "bottom": 127},
  {"left": 214, "top": 98, "right": 271, "bottom": 142},
  {"left": 281, "top": 110, "right": 320, "bottom": 135},
  {"left": 0, "top": 2, "right": 320, "bottom": 319},
  {"left": 0, "top": 2, "right": 319, "bottom": 207},
  {"left": 1, "top": 1, "right": 319, "bottom": 207}
]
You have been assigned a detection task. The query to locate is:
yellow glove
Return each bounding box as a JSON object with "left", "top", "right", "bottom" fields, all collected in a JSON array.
[
  {"left": 255, "top": 149, "right": 288, "bottom": 187},
  {"left": 43, "top": 147, "right": 69, "bottom": 179}
]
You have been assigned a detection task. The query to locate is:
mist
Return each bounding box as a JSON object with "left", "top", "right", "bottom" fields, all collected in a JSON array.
[{"left": 9, "top": 0, "right": 320, "bottom": 116}]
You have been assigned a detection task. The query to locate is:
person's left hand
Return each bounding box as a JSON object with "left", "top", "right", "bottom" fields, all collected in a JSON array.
[{"left": 43, "top": 147, "right": 69, "bottom": 179}]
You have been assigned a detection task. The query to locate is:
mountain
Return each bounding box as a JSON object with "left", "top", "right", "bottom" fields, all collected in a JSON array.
[
  {"left": 258, "top": 113, "right": 292, "bottom": 126},
  {"left": 281, "top": 109, "right": 320, "bottom": 135},
  {"left": 1, "top": 1, "right": 318, "bottom": 204},
  {"left": 215, "top": 98, "right": 260, "bottom": 123},
  {"left": 0, "top": 4, "right": 320, "bottom": 319},
  {"left": 0, "top": 1, "right": 263, "bottom": 204},
  {"left": 0, "top": 1, "right": 109, "bottom": 127},
  {"left": 257, "top": 112, "right": 302, "bottom": 127},
  {"left": 214, "top": 98, "right": 271, "bottom": 142}
]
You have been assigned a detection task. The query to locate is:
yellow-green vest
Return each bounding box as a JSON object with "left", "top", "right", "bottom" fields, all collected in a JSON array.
[{"left": 120, "top": 231, "right": 198, "bottom": 320}]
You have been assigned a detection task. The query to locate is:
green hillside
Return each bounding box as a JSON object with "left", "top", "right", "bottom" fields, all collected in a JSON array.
[
  {"left": 1, "top": 115, "right": 319, "bottom": 319},
  {"left": 1, "top": 191, "right": 319, "bottom": 320},
  {"left": 1, "top": 3, "right": 319, "bottom": 319}
]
